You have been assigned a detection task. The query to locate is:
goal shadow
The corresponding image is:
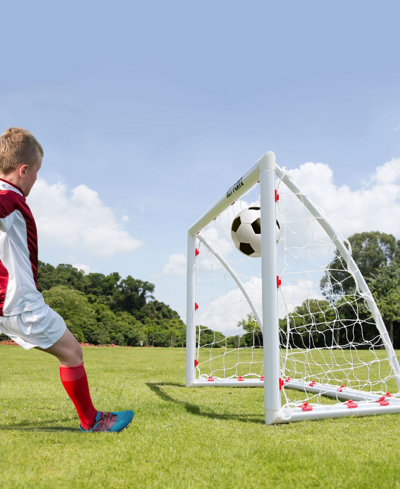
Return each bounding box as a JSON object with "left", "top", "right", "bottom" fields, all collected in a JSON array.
[{"left": 146, "top": 382, "right": 265, "bottom": 424}]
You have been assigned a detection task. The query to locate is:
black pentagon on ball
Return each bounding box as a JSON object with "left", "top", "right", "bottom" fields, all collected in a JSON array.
[
  {"left": 231, "top": 216, "right": 241, "bottom": 232},
  {"left": 252, "top": 218, "right": 261, "bottom": 234},
  {"left": 240, "top": 242, "right": 255, "bottom": 255},
  {"left": 248, "top": 206, "right": 260, "bottom": 211}
]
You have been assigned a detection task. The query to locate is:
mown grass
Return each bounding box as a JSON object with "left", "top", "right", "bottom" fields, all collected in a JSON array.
[{"left": 1, "top": 346, "right": 400, "bottom": 488}]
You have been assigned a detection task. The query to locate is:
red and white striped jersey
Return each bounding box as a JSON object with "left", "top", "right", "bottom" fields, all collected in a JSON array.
[{"left": 0, "top": 179, "right": 45, "bottom": 316}]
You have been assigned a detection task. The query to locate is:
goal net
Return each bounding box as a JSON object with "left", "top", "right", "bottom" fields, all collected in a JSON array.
[{"left": 186, "top": 152, "right": 400, "bottom": 424}]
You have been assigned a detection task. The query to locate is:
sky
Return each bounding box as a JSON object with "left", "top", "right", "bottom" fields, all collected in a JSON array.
[{"left": 1, "top": 1, "right": 400, "bottom": 320}]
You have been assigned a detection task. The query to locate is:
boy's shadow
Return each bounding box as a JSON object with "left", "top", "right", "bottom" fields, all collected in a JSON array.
[
  {"left": 146, "top": 382, "right": 264, "bottom": 424},
  {"left": 1, "top": 417, "right": 79, "bottom": 432}
]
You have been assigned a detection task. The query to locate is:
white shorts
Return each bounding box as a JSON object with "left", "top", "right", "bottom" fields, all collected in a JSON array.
[{"left": 0, "top": 304, "right": 67, "bottom": 350}]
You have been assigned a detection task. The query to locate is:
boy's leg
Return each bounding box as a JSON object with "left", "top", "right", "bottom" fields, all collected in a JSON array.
[
  {"left": 37, "top": 329, "right": 97, "bottom": 429},
  {"left": 37, "top": 328, "right": 134, "bottom": 432},
  {"left": 36, "top": 327, "right": 83, "bottom": 366}
]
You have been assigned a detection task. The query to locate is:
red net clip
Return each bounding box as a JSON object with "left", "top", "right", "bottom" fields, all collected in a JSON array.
[
  {"left": 337, "top": 385, "right": 345, "bottom": 392},
  {"left": 345, "top": 400, "right": 358, "bottom": 409},
  {"left": 377, "top": 396, "right": 389, "bottom": 406},
  {"left": 207, "top": 376, "right": 215, "bottom": 382},
  {"left": 194, "top": 359, "right": 199, "bottom": 367},
  {"left": 275, "top": 190, "right": 279, "bottom": 202},
  {"left": 195, "top": 248, "right": 199, "bottom": 256},
  {"left": 277, "top": 276, "right": 282, "bottom": 288},
  {"left": 237, "top": 376, "right": 244, "bottom": 381},
  {"left": 260, "top": 376, "right": 264, "bottom": 381},
  {"left": 385, "top": 392, "right": 392, "bottom": 398},
  {"left": 195, "top": 303, "right": 199, "bottom": 310},
  {"left": 309, "top": 381, "right": 317, "bottom": 387},
  {"left": 279, "top": 378, "right": 284, "bottom": 390},
  {"left": 300, "top": 402, "right": 313, "bottom": 412},
  {"left": 285, "top": 377, "right": 291, "bottom": 383}
]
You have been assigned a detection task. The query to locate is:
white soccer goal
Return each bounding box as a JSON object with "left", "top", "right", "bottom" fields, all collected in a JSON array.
[{"left": 186, "top": 151, "right": 400, "bottom": 424}]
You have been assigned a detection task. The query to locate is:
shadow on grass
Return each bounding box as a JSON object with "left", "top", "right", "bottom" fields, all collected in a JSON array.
[
  {"left": 0, "top": 417, "right": 79, "bottom": 432},
  {"left": 146, "top": 382, "right": 265, "bottom": 424}
]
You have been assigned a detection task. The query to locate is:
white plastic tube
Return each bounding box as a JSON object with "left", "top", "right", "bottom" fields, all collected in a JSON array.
[
  {"left": 188, "top": 162, "right": 260, "bottom": 236},
  {"left": 260, "top": 152, "right": 281, "bottom": 425},
  {"left": 186, "top": 233, "right": 197, "bottom": 387}
]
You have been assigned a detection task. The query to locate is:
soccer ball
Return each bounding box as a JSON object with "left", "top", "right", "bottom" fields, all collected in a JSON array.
[{"left": 231, "top": 207, "right": 280, "bottom": 258}]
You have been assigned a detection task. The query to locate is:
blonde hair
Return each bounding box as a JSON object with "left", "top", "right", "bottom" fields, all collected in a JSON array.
[{"left": 0, "top": 127, "right": 43, "bottom": 174}]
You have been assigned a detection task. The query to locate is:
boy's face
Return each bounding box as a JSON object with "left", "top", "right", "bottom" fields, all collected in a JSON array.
[{"left": 20, "top": 160, "right": 42, "bottom": 197}]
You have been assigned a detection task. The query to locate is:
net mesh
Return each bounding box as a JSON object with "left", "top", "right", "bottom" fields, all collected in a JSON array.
[{"left": 194, "top": 172, "right": 399, "bottom": 409}]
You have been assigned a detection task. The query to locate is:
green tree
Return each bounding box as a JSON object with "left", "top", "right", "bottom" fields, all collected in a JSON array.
[
  {"left": 237, "top": 314, "right": 263, "bottom": 347},
  {"left": 42, "top": 285, "right": 96, "bottom": 342},
  {"left": 320, "top": 231, "right": 400, "bottom": 296},
  {"left": 114, "top": 276, "right": 155, "bottom": 314},
  {"left": 38, "top": 262, "right": 85, "bottom": 292},
  {"left": 367, "top": 265, "right": 400, "bottom": 346},
  {"left": 282, "top": 299, "right": 335, "bottom": 348},
  {"left": 196, "top": 326, "right": 225, "bottom": 348},
  {"left": 37, "top": 261, "right": 186, "bottom": 346},
  {"left": 168, "top": 318, "right": 186, "bottom": 347}
]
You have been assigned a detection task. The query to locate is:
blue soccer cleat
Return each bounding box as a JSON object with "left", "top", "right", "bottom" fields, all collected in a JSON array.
[{"left": 80, "top": 410, "right": 134, "bottom": 433}]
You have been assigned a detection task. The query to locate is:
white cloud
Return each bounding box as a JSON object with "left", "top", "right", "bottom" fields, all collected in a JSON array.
[
  {"left": 28, "top": 179, "right": 143, "bottom": 257},
  {"left": 73, "top": 263, "right": 91, "bottom": 274},
  {"left": 287, "top": 159, "right": 400, "bottom": 238},
  {"left": 162, "top": 253, "right": 187, "bottom": 275},
  {"left": 197, "top": 276, "right": 322, "bottom": 336},
  {"left": 198, "top": 276, "right": 262, "bottom": 336},
  {"left": 279, "top": 279, "right": 320, "bottom": 317}
]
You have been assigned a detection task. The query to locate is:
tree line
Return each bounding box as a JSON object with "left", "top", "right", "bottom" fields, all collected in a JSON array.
[
  {"left": 1, "top": 231, "right": 398, "bottom": 350},
  {"left": 0, "top": 262, "right": 186, "bottom": 347}
]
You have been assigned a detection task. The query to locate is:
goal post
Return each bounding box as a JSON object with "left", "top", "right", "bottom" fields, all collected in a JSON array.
[
  {"left": 260, "top": 152, "right": 281, "bottom": 424},
  {"left": 186, "top": 151, "right": 400, "bottom": 424}
]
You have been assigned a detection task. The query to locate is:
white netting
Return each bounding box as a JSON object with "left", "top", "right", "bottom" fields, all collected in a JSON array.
[{"left": 194, "top": 172, "right": 400, "bottom": 410}]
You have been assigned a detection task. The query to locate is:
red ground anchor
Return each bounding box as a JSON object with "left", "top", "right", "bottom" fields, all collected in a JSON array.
[
  {"left": 275, "top": 190, "right": 279, "bottom": 202},
  {"left": 207, "top": 376, "right": 215, "bottom": 382},
  {"left": 337, "top": 385, "right": 345, "bottom": 392},
  {"left": 195, "top": 248, "right": 199, "bottom": 256},
  {"left": 345, "top": 400, "right": 358, "bottom": 408},
  {"left": 279, "top": 378, "right": 284, "bottom": 390},
  {"left": 377, "top": 397, "right": 390, "bottom": 406},
  {"left": 195, "top": 303, "right": 199, "bottom": 310},
  {"left": 277, "top": 276, "right": 282, "bottom": 288},
  {"left": 309, "top": 381, "right": 317, "bottom": 387},
  {"left": 300, "top": 402, "right": 313, "bottom": 412},
  {"left": 237, "top": 376, "right": 244, "bottom": 381},
  {"left": 194, "top": 359, "right": 199, "bottom": 367},
  {"left": 260, "top": 376, "right": 264, "bottom": 381}
]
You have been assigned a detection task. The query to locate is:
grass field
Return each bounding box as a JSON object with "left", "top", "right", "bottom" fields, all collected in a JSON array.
[{"left": 1, "top": 346, "right": 400, "bottom": 488}]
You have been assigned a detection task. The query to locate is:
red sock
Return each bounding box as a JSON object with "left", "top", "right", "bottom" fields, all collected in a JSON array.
[{"left": 59, "top": 362, "right": 97, "bottom": 430}]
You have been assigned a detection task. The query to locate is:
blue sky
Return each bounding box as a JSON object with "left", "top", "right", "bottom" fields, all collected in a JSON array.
[{"left": 1, "top": 1, "right": 400, "bottom": 319}]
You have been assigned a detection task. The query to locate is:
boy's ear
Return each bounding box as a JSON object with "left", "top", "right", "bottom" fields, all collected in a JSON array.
[{"left": 18, "top": 164, "right": 29, "bottom": 178}]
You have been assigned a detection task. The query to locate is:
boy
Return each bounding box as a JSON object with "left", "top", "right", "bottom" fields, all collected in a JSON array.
[{"left": 0, "top": 127, "right": 134, "bottom": 433}]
